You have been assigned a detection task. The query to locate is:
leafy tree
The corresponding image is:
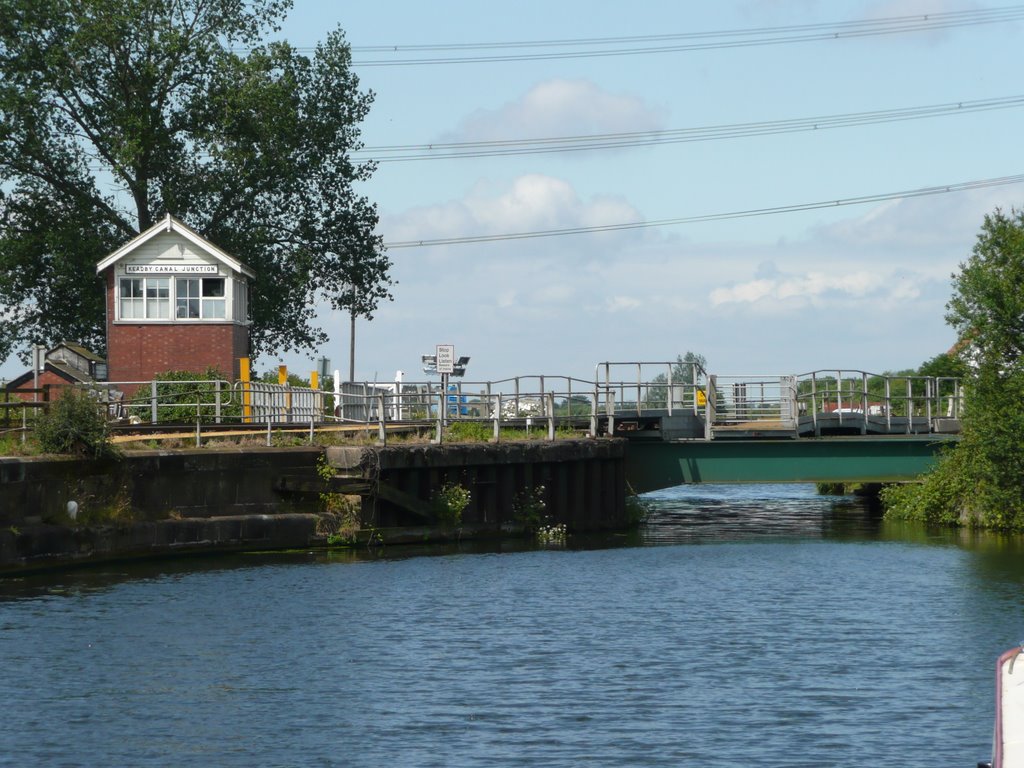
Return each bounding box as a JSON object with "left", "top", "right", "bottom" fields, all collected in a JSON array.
[
  {"left": 644, "top": 352, "right": 707, "bottom": 408},
  {"left": 884, "top": 207, "right": 1024, "bottom": 529},
  {"left": 0, "top": 0, "right": 392, "bottom": 364},
  {"left": 259, "top": 370, "right": 311, "bottom": 388}
]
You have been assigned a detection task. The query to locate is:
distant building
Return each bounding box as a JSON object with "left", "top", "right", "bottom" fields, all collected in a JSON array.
[
  {"left": 5, "top": 215, "right": 255, "bottom": 399},
  {"left": 4, "top": 342, "right": 106, "bottom": 401},
  {"left": 95, "top": 214, "right": 254, "bottom": 385}
]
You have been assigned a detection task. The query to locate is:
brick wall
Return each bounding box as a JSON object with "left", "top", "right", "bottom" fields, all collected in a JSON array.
[
  {"left": 4, "top": 372, "right": 73, "bottom": 402},
  {"left": 103, "top": 270, "right": 250, "bottom": 385}
]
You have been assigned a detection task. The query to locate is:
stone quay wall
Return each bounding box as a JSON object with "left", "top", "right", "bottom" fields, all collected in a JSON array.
[{"left": 0, "top": 440, "right": 629, "bottom": 573}]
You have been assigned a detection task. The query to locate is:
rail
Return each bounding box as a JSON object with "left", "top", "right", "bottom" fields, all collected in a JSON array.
[
  {"left": 3, "top": 363, "right": 967, "bottom": 445},
  {"left": 594, "top": 360, "right": 708, "bottom": 418}
]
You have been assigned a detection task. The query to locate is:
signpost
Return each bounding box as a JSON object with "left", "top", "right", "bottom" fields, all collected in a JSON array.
[
  {"left": 422, "top": 345, "right": 470, "bottom": 427},
  {"left": 436, "top": 344, "right": 455, "bottom": 375}
]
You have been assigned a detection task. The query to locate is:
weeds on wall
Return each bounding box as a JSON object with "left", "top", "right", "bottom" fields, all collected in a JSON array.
[
  {"left": 316, "top": 455, "right": 361, "bottom": 544},
  {"left": 432, "top": 481, "right": 471, "bottom": 529},
  {"left": 513, "top": 485, "right": 548, "bottom": 531}
]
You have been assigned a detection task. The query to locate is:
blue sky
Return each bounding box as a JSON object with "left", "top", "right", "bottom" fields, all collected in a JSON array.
[{"left": 4, "top": 0, "right": 1023, "bottom": 383}]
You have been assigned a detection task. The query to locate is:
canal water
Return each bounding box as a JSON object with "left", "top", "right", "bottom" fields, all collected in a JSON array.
[{"left": 1, "top": 484, "right": 1021, "bottom": 767}]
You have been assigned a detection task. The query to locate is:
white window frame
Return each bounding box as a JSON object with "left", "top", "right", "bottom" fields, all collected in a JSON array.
[
  {"left": 119, "top": 277, "right": 170, "bottom": 320},
  {"left": 118, "top": 273, "right": 237, "bottom": 322},
  {"left": 175, "top": 276, "right": 226, "bottom": 320}
]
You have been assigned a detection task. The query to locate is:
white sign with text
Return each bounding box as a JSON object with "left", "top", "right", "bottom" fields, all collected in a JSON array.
[{"left": 436, "top": 344, "right": 455, "bottom": 374}]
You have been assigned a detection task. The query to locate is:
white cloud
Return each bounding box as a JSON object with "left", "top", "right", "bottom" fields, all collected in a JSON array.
[
  {"left": 445, "top": 79, "right": 666, "bottom": 144},
  {"left": 709, "top": 269, "right": 925, "bottom": 309},
  {"left": 384, "top": 173, "right": 645, "bottom": 260}
]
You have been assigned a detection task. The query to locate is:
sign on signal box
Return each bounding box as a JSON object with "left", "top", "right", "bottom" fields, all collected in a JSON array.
[{"left": 436, "top": 344, "right": 455, "bottom": 375}]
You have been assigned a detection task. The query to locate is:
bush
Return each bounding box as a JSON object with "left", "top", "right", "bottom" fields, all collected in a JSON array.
[
  {"left": 35, "top": 389, "right": 117, "bottom": 458},
  {"left": 432, "top": 481, "right": 470, "bottom": 529},
  {"left": 130, "top": 368, "right": 240, "bottom": 424}
]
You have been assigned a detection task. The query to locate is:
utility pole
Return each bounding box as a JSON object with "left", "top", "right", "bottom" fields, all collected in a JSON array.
[{"left": 348, "top": 307, "right": 355, "bottom": 382}]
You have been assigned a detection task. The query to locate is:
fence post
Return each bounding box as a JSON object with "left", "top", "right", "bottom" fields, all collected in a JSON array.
[
  {"left": 195, "top": 419, "right": 201, "bottom": 448},
  {"left": 589, "top": 387, "right": 598, "bottom": 438},
  {"left": 377, "top": 393, "right": 387, "bottom": 445},
  {"left": 860, "top": 372, "right": 868, "bottom": 435},
  {"left": 151, "top": 380, "right": 158, "bottom": 424},
  {"left": 432, "top": 392, "right": 443, "bottom": 444},
  {"left": 215, "top": 381, "right": 222, "bottom": 424},
  {"left": 905, "top": 378, "right": 913, "bottom": 434},
  {"left": 546, "top": 393, "right": 555, "bottom": 440},
  {"left": 704, "top": 376, "right": 716, "bottom": 440},
  {"left": 491, "top": 394, "right": 501, "bottom": 443}
]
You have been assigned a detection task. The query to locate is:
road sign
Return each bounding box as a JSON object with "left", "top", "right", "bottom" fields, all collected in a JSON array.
[{"left": 436, "top": 344, "right": 455, "bottom": 374}]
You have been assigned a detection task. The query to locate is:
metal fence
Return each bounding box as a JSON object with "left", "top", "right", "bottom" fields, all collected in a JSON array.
[{"left": 2, "top": 364, "right": 968, "bottom": 445}]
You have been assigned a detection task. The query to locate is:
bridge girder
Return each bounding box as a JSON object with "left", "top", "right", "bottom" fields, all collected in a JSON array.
[{"left": 624, "top": 436, "right": 957, "bottom": 494}]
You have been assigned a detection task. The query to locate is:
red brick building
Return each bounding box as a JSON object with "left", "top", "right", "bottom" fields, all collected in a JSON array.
[
  {"left": 95, "top": 214, "right": 254, "bottom": 384},
  {"left": 3, "top": 343, "right": 106, "bottom": 402}
]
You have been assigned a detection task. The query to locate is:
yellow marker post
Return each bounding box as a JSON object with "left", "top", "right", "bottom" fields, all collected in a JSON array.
[
  {"left": 278, "top": 365, "right": 291, "bottom": 420},
  {"left": 240, "top": 357, "right": 251, "bottom": 424}
]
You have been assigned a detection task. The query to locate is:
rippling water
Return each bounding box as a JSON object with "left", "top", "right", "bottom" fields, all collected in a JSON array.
[{"left": 1, "top": 484, "right": 1022, "bottom": 767}]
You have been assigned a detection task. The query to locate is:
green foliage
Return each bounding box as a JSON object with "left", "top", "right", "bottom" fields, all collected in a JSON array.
[
  {"left": 917, "top": 352, "right": 969, "bottom": 380},
  {"left": 34, "top": 389, "right": 117, "bottom": 458},
  {"left": 645, "top": 352, "right": 707, "bottom": 408},
  {"left": 0, "top": 0, "right": 392, "bottom": 364},
  {"left": 432, "top": 481, "right": 470, "bottom": 529},
  {"left": 816, "top": 482, "right": 848, "bottom": 496},
  {"left": 513, "top": 485, "right": 548, "bottom": 530},
  {"left": 445, "top": 421, "right": 494, "bottom": 442},
  {"left": 130, "top": 368, "right": 240, "bottom": 423},
  {"left": 259, "top": 370, "right": 312, "bottom": 388},
  {"left": 625, "top": 495, "right": 650, "bottom": 525},
  {"left": 884, "top": 208, "right": 1024, "bottom": 530}
]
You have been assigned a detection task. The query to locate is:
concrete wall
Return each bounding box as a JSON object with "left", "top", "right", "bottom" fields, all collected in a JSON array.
[
  {"left": 0, "top": 440, "right": 630, "bottom": 573},
  {"left": 0, "top": 514, "right": 319, "bottom": 574},
  {"left": 0, "top": 446, "right": 323, "bottom": 526},
  {"left": 327, "top": 439, "right": 629, "bottom": 531}
]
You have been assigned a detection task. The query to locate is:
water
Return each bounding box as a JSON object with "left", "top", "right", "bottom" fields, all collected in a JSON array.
[{"left": 1, "top": 484, "right": 1022, "bottom": 767}]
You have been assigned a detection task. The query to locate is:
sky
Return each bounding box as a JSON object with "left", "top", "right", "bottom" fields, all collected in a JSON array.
[{"left": 4, "top": 0, "right": 1024, "bottom": 385}]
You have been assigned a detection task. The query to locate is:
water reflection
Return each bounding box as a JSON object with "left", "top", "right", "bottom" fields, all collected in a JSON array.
[{"left": 638, "top": 483, "right": 884, "bottom": 544}]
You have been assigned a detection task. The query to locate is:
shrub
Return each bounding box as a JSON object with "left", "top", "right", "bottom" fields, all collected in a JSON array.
[
  {"left": 130, "top": 368, "right": 241, "bottom": 424},
  {"left": 35, "top": 389, "right": 117, "bottom": 458},
  {"left": 432, "top": 481, "right": 470, "bottom": 529}
]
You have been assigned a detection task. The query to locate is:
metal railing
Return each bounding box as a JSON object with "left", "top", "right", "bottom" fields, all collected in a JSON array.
[
  {"left": 3, "top": 364, "right": 967, "bottom": 446},
  {"left": 594, "top": 360, "right": 708, "bottom": 418},
  {"left": 796, "top": 370, "right": 964, "bottom": 435}
]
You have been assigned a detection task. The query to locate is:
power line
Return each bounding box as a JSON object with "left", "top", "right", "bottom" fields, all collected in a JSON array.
[
  {"left": 357, "top": 95, "right": 1024, "bottom": 162},
  {"left": 383, "top": 173, "right": 1024, "bottom": 248},
  {"left": 335, "top": 6, "right": 1024, "bottom": 66}
]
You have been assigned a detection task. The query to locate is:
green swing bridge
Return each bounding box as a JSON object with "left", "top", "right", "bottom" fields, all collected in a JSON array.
[{"left": 326, "top": 359, "right": 961, "bottom": 493}]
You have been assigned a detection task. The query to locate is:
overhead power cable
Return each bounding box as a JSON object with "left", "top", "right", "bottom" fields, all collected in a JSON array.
[
  {"left": 357, "top": 95, "right": 1024, "bottom": 162},
  {"left": 335, "top": 6, "right": 1024, "bottom": 66},
  {"left": 383, "top": 173, "right": 1024, "bottom": 249}
]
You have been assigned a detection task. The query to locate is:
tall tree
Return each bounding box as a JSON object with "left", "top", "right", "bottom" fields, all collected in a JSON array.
[
  {"left": 883, "top": 207, "right": 1024, "bottom": 529},
  {"left": 643, "top": 352, "right": 707, "bottom": 407},
  {"left": 0, "top": 0, "right": 392, "bottom": 363}
]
